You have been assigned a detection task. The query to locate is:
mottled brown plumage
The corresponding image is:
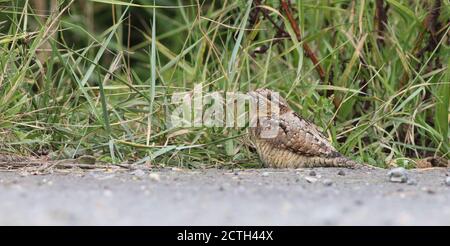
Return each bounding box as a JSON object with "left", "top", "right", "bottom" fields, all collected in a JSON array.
[{"left": 247, "top": 88, "right": 361, "bottom": 168}]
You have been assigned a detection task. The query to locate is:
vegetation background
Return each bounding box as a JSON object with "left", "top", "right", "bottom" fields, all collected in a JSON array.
[{"left": 0, "top": 0, "right": 448, "bottom": 168}]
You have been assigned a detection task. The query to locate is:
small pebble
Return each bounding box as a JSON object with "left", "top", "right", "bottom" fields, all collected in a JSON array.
[
  {"left": 262, "top": 172, "right": 269, "bottom": 177},
  {"left": 305, "top": 176, "right": 318, "bottom": 183},
  {"left": 77, "top": 155, "right": 96, "bottom": 165},
  {"left": 407, "top": 179, "right": 417, "bottom": 186},
  {"left": 445, "top": 177, "right": 450, "bottom": 186},
  {"left": 354, "top": 200, "right": 364, "bottom": 206},
  {"left": 95, "top": 174, "right": 116, "bottom": 180},
  {"left": 387, "top": 167, "right": 408, "bottom": 183},
  {"left": 422, "top": 187, "right": 435, "bottom": 194},
  {"left": 309, "top": 170, "right": 317, "bottom": 176},
  {"left": 337, "top": 170, "right": 346, "bottom": 176},
  {"left": 103, "top": 190, "right": 113, "bottom": 197},
  {"left": 131, "top": 169, "right": 146, "bottom": 178},
  {"left": 323, "top": 179, "right": 333, "bottom": 186},
  {"left": 149, "top": 173, "right": 161, "bottom": 181},
  {"left": 38, "top": 179, "right": 50, "bottom": 186},
  {"left": 19, "top": 171, "right": 30, "bottom": 177}
]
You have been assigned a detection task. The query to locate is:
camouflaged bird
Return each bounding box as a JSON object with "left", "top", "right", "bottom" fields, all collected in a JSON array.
[{"left": 247, "top": 88, "right": 366, "bottom": 169}]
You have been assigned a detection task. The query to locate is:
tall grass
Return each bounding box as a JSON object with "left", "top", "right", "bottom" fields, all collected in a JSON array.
[{"left": 0, "top": 0, "right": 448, "bottom": 168}]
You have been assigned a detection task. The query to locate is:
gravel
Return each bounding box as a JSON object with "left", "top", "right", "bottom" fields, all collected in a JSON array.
[{"left": 1, "top": 167, "right": 450, "bottom": 225}]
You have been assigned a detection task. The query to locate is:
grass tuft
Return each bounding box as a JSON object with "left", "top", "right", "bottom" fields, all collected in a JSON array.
[{"left": 0, "top": 0, "right": 448, "bottom": 168}]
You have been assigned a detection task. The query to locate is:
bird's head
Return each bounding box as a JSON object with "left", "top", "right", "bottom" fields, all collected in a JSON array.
[{"left": 247, "top": 88, "right": 290, "bottom": 116}]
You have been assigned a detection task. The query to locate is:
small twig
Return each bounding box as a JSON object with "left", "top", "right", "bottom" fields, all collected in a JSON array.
[
  {"left": 248, "top": 0, "right": 261, "bottom": 27},
  {"left": 250, "top": 0, "right": 289, "bottom": 56},
  {"left": 417, "top": 0, "right": 443, "bottom": 61},
  {"left": 399, "top": 0, "right": 443, "bottom": 88},
  {"left": 259, "top": 8, "right": 288, "bottom": 37},
  {"left": 374, "top": 0, "right": 389, "bottom": 47},
  {"left": 0, "top": 160, "right": 131, "bottom": 171},
  {"left": 279, "top": 0, "right": 326, "bottom": 82}
]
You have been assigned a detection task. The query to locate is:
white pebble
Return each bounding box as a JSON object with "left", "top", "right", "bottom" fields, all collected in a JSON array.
[
  {"left": 149, "top": 173, "right": 161, "bottom": 181},
  {"left": 305, "top": 176, "right": 318, "bottom": 183},
  {"left": 445, "top": 177, "right": 450, "bottom": 186},
  {"left": 387, "top": 167, "right": 408, "bottom": 183}
]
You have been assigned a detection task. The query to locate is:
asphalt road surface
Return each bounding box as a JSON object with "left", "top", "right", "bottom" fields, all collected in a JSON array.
[{"left": 1, "top": 167, "right": 450, "bottom": 225}]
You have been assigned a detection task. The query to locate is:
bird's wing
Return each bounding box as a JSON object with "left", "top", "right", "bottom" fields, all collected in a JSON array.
[{"left": 259, "top": 111, "right": 341, "bottom": 158}]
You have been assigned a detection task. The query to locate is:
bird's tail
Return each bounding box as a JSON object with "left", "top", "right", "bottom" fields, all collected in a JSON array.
[{"left": 338, "top": 156, "right": 382, "bottom": 170}]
